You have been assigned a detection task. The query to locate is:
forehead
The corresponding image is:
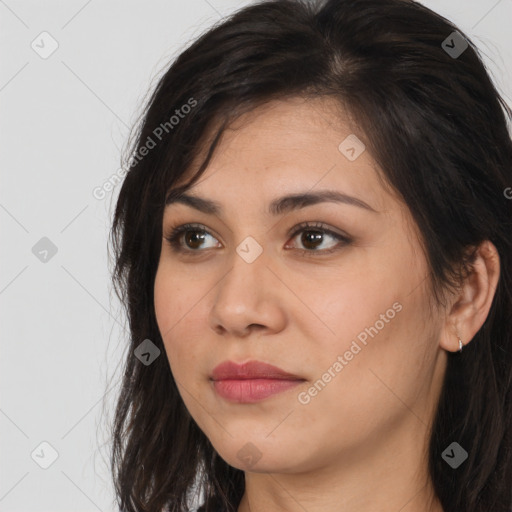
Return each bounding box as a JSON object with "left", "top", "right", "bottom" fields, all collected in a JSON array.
[{"left": 167, "top": 96, "right": 395, "bottom": 214}]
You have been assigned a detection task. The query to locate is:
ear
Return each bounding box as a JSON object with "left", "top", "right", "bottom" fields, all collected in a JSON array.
[{"left": 439, "top": 240, "right": 501, "bottom": 352}]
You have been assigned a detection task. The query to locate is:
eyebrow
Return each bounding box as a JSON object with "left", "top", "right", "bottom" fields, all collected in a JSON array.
[{"left": 164, "top": 189, "right": 378, "bottom": 216}]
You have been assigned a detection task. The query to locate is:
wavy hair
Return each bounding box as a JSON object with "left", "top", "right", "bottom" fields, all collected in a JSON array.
[{"left": 108, "top": 0, "right": 512, "bottom": 510}]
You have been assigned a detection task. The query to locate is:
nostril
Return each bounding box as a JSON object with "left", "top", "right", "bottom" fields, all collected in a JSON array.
[{"left": 248, "top": 323, "right": 265, "bottom": 330}]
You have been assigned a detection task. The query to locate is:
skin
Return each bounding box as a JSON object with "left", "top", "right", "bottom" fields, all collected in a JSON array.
[{"left": 153, "top": 96, "right": 500, "bottom": 512}]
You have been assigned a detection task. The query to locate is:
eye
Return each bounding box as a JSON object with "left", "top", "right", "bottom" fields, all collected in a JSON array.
[
  {"left": 164, "top": 223, "right": 221, "bottom": 253},
  {"left": 285, "top": 221, "right": 352, "bottom": 255},
  {"left": 163, "top": 221, "right": 352, "bottom": 256}
]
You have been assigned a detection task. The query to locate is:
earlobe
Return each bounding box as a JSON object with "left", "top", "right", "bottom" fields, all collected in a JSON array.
[
  {"left": 457, "top": 332, "right": 464, "bottom": 352},
  {"left": 439, "top": 240, "right": 501, "bottom": 353}
]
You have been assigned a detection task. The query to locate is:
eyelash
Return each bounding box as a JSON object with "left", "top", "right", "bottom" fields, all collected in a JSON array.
[{"left": 163, "top": 221, "right": 352, "bottom": 257}]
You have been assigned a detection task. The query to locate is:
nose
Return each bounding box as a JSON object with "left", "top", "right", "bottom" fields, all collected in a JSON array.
[{"left": 208, "top": 247, "right": 287, "bottom": 338}]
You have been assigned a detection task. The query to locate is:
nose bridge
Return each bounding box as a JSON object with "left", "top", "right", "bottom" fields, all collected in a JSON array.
[
  {"left": 209, "top": 235, "right": 275, "bottom": 334},
  {"left": 223, "top": 234, "right": 268, "bottom": 297}
]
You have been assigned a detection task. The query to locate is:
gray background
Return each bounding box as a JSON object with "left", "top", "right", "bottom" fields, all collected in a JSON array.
[{"left": 1, "top": 1, "right": 511, "bottom": 510}]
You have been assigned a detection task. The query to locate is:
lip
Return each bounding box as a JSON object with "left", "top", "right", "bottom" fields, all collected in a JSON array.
[
  {"left": 210, "top": 360, "right": 305, "bottom": 403},
  {"left": 211, "top": 360, "right": 303, "bottom": 381}
]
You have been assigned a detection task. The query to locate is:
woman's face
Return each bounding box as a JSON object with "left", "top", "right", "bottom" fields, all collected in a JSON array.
[{"left": 154, "top": 96, "right": 448, "bottom": 474}]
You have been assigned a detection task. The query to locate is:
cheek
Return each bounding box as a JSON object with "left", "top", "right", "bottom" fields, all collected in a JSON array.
[
  {"left": 154, "top": 264, "right": 195, "bottom": 369},
  {"left": 302, "top": 249, "right": 433, "bottom": 402},
  {"left": 296, "top": 250, "right": 417, "bottom": 357},
  {"left": 154, "top": 258, "right": 203, "bottom": 337},
  {"left": 154, "top": 266, "right": 177, "bottom": 343},
  {"left": 289, "top": 295, "right": 434, "bottom": 461},
  {"left": 154, "top": 273, "right": 214, "bottom": 437}
]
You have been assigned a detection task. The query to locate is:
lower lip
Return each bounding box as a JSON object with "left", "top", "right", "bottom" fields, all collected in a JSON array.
[{"left": 212, "top": 378, "right": 304, "bottom": 403}]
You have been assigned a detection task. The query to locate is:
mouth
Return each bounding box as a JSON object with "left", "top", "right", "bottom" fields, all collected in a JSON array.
[{"left": 210, "top": 360, "right": 306, "bottom": 403}]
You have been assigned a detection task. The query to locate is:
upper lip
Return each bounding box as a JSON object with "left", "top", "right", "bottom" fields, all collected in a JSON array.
[{"left": 211, "top": 360, "right": 304, "bottom": 381}]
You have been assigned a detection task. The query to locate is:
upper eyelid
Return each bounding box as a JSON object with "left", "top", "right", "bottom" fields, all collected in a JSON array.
[
  {"left": 289, "top": 221, "right": 348, "bottom": 237},
  {"left": 164, "top": 222, "right": 350, "bottom": 246},
  {"left": 165, "top": 221, "right": 346, "bottom": 236}
]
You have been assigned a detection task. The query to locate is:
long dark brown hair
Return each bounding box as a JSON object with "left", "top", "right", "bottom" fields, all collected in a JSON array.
[{"left": 107, "top": 0, "right": 512, "bottom": 510}]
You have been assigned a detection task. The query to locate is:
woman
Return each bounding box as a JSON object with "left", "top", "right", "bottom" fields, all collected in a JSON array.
[{"left": 108, "top": 0, "right": 512, "bottom": 511}]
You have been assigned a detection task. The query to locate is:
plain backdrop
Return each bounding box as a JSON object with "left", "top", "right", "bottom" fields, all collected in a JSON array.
[{"left": 1, "top": 1, "right": 511, "bottom": 511}]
